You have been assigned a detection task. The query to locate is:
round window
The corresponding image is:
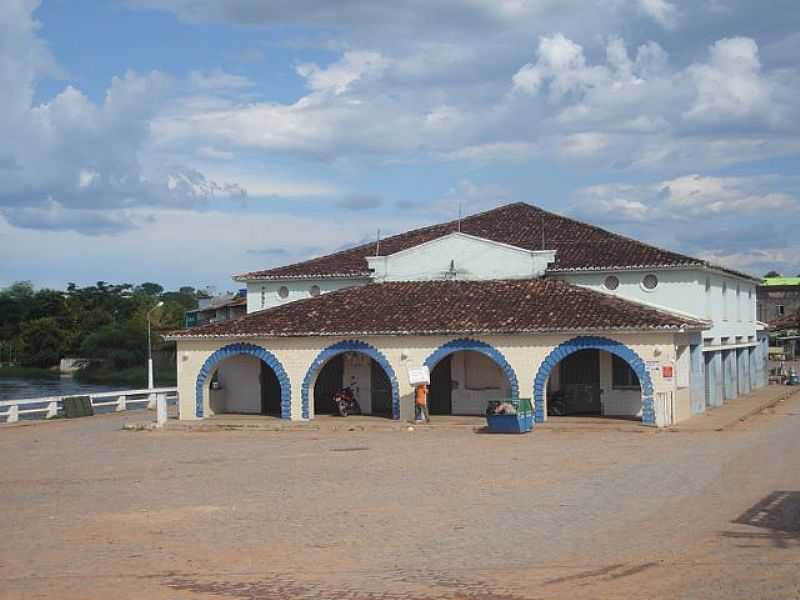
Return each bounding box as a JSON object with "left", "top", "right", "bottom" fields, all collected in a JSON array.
[
  {"left": 604, "top": 275, "right": 619, "bottom": 291},
  {"left": 277, "top": 286, "right": 289, "bottom": 299},
  {"left": 642, "top": 274, "right": 659, "bottom": 290},
  {"left": 309, "top": 285, "right": 321, "bottom": 297}
]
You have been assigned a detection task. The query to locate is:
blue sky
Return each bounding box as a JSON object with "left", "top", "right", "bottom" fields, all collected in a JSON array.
[{"left": 2, "top": 0, "right": 799, "bottom": 293}]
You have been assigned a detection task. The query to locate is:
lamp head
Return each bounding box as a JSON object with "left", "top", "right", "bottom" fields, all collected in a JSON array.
[{"left": 156, "top": 301, "right": 164, "bottom": 307}]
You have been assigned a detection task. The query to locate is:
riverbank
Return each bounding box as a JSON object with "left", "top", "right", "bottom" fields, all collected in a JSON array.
[
  {"left": 74, "top": 366, "right": 176, "bottom": 388},
  {"left": 0, "top": 366, "right": 57, "bottom": 379}
]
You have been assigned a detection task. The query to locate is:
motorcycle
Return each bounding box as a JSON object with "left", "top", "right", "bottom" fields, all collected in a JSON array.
[{"left": 333, "top": 387, "right": 361, "bottom": 417}]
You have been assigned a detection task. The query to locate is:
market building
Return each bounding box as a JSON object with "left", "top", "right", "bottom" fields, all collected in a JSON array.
[{"left": 166, "top": 202, "right": 768, "bottom": 427}]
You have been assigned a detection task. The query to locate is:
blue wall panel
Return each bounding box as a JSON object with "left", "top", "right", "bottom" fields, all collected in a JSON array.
[
  {"left": 690, "top": 344, "right": 705, "bottom": 415},
  {"left": 722, "top": 350, "right": 737, "bottom": 402}
]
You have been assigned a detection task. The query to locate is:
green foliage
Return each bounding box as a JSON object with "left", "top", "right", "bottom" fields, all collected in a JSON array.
[
  {"left": 80, "top": 320, "right": 147, "bottom": 369},
  {"left": 764, "top": 270, "right": 782, "bottom": 278},
  {"left": 19, "top": 318, "right": 67, "bottom": 368},
  {"left": 0, "top": 280, "right": 205, "bottom": 370}
]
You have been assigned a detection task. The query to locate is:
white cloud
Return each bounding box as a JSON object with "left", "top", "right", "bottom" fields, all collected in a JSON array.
[
  {"left": 189, "top": 69, "right": 254, "bottom": 90},
  {"left": 637, "top": 0, "right": 678, "bottom": 29},
  {"left": 296, "top": 51, "right": 386, "bottom": 95},
  {"left": 570, "top": 173, "right": 799, "bottom": 276},
  {"left": 685, "top": 37, "right": 771, "bottom": 124}
]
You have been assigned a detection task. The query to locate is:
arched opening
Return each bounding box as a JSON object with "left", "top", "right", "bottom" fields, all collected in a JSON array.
[
  {"left": 424, "top": 339, "right": 519, "bottom": 416},
  {"left": 534, "top": 337, "right": 654, "bottom": 425},
  {"left": 195, "top": 343, "right": 291, "bottom": 419},
  {"left": 302, "top": 340, "right": 399, "bottom": 419},
  {"left": 545, "top": 349, "right": 642, "bottom": 419}
]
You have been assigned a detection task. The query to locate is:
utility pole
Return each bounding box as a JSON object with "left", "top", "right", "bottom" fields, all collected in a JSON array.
[{"left": 147, "top": 301, "right": 164, "bottom": 390}]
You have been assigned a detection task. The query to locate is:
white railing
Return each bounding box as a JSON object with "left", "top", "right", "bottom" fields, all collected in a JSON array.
[{"left": 0, "top": 387, "right": 178, "bottom": 424}]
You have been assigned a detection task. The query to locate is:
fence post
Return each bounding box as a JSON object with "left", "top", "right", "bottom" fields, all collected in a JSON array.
[
  {"left": 147, "top": 393, "right": 157, "bottom": 410},
  {"left": 116, "top": 395, "right": 126, "bottom": 412},
  {"left": 7, "top": 405, "right": 19, "bottom": 423},
  {"left": 156, "top": 393, "right": 167, "bottom": 427},
  {"left": 46, "top": 401, "right": 58, "bottom": 419}
]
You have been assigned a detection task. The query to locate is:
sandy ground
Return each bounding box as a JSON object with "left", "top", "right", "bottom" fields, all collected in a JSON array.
[{"left": 1, "top": 392, "right": 799, "bottom": 599}]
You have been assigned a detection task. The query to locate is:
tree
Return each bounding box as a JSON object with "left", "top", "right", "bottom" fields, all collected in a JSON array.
[
  {"left": 764, "top": 270, "right": 781, "bottom": 278},
  {"left": 19, "top": 318, "right": 66, "bottom": 368},
  {"left": 80, "top": 321, "right": 147, "bottom": 369},
  {"left": 135, "top": 282, "right": 164, "bottom": 297}
]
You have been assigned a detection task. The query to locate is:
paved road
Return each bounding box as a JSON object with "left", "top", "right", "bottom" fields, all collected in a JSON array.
[{"left": 1, "top": 393, "right": 799, "bottom": 599}]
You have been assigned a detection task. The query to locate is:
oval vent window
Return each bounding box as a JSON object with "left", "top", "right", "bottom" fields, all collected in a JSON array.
[
  {"left": 310, "top": 285, "right": 321, "bottom": 297},
  {"left": 642, "top": 274, "right": 659, "bottom": 290},
  {"left": 604, "top": 275, "right": 619, "bottom": 291},
  {"left": 278, "top": 286, "right": 290, "bottom": 299}
]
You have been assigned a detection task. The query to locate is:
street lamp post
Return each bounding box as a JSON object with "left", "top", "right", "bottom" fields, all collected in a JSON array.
[{"left": 147, "top": 301, "right": 164, "bottom": 390}]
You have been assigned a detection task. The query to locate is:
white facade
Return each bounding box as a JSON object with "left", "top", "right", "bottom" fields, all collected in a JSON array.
[
  {"left": 245, "top": 278, "right": 368, "bottom": 313},
  {"left": 367, "top": 232, "right": 556, "bottom": 282},
  {"left": 555, "top": 268, "right": 759, "bottom": 346}
]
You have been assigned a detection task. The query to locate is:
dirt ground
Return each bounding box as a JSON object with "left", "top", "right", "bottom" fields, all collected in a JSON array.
[{"left": 1, "top": 392, "right": 799, "bottom": 599}]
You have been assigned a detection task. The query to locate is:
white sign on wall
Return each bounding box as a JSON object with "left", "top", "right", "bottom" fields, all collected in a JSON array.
[{"left": 407, "top": 365, "right": 430, "bottom": 386}]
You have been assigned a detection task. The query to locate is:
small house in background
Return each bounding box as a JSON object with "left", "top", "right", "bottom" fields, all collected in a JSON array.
[
  {"left": 184, "top": 290, "right": 247, "bottom": 328},
  {"left": 767, "top": 310, "right": 799, "bottom": 362},
  {"left": 757, "top": 277, "right": 800, "bottom": 323}
]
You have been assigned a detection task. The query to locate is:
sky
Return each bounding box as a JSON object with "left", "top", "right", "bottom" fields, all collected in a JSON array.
[{"left": 1, "top": 0, "right": 799, "bottom": 293}]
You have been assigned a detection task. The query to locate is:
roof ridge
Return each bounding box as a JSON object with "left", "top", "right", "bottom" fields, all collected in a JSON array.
[{"left": 235, "top": 202, "right": 535, "bottom": 279}]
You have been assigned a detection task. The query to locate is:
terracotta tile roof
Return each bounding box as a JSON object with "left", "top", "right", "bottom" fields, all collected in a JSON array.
[
  {"left": 236, "top": 202, "right": 731, "bottom": 281},
  {"left": 768, "top": 311, "right": 800, "bottom": 331},
  {"left": 167, "top": 279, "right": 708, "bottom": 339}
]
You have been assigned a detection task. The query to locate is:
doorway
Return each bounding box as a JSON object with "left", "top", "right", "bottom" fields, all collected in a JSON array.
[{"left": 428, "top": 355, "right": 453, "bottom": 415}]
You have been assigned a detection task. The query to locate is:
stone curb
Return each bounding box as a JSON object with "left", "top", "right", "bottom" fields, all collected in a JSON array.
[{"left": 716, "top": 386, "right": 800, "bottom": 430}]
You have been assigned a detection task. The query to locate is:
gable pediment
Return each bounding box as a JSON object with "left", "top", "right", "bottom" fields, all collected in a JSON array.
[{"left": 367, "top": 232, "right": 556, "bottom": 282}]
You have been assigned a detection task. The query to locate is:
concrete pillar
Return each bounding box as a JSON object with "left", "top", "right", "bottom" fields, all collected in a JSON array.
[
  {"left": 46, "top": 401, "right": 59, "bottom": 419},
  {"left": 748, "top": 347, "right": 757, "bottom": 391},
  {"left": 723, "top": 350, "right": 737, "bottom": 402},
  {"left": 705, "top": 351, "right": 723, "bottom": 408},
  {"left": 736, "top": 348, "right": 750, "bottom": 396},
  {"left": 690, "top": 344, "right": 705, "bottom": 415},
  {"left": 156, "top": 393, "right": 167, "bottom": 427}
]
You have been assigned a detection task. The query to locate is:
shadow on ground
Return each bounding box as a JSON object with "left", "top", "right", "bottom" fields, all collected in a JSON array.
[{"left": 721, "top": 491, "right": 800, "bottom": 549}]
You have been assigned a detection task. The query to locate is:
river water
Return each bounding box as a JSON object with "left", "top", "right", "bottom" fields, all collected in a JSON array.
[{"left": 0, "top": 377, "right": 129, "bottom": 401}]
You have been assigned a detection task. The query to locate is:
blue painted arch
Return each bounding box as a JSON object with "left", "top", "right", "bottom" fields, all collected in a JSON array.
[
  {"left": 302, "top": 340, "right": 400, "bottom": 420},
  {"left": 423, "top": 338, "right": 520, "bottom": 400},
  {"left": 533, "top": 336, "right": 655, "bottom": 426},
  {"left": 195, "top": 343, "right": 292, "bottom": 419}
]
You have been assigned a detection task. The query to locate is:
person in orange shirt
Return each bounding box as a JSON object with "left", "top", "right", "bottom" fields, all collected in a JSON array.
[{"left": 414, "top": 383, "right": 429, "bottom": 423}]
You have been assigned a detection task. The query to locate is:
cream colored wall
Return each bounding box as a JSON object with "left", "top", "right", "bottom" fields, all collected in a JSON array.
[
  {"left": 598, "top": 351, "right": 642, "bottom": 418},
  {"left": 210, "top": 354, "right": 261, "bottom": 414},
  {"left": 342, "top": 352, "right": 372, "bottom": 413},
  {"left": 450, "top": 351, "right": 510, "bottom": 415},
  {"left": 176, "top": 331, "right": 684, "bottom": 425}
]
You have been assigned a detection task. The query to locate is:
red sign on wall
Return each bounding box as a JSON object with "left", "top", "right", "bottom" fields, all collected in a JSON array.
[{"left": 662, "top": 365, "right": 674, "bottom": 378}]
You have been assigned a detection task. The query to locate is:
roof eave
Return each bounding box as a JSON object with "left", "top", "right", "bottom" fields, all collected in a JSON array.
[
  {"left": 164, "top": 324, "right": 702, "bottom": 342},
  {"left": 233, "top": 273, "right": 372, "bottom": 282}
]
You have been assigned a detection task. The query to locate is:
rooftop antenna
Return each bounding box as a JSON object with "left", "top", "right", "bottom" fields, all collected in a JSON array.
[
  {"left": 457, "top": 201, "right": 462, "bottom": 232},
  {"left": 375, "top": 228, "right": 381, "bottom": 256}
]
